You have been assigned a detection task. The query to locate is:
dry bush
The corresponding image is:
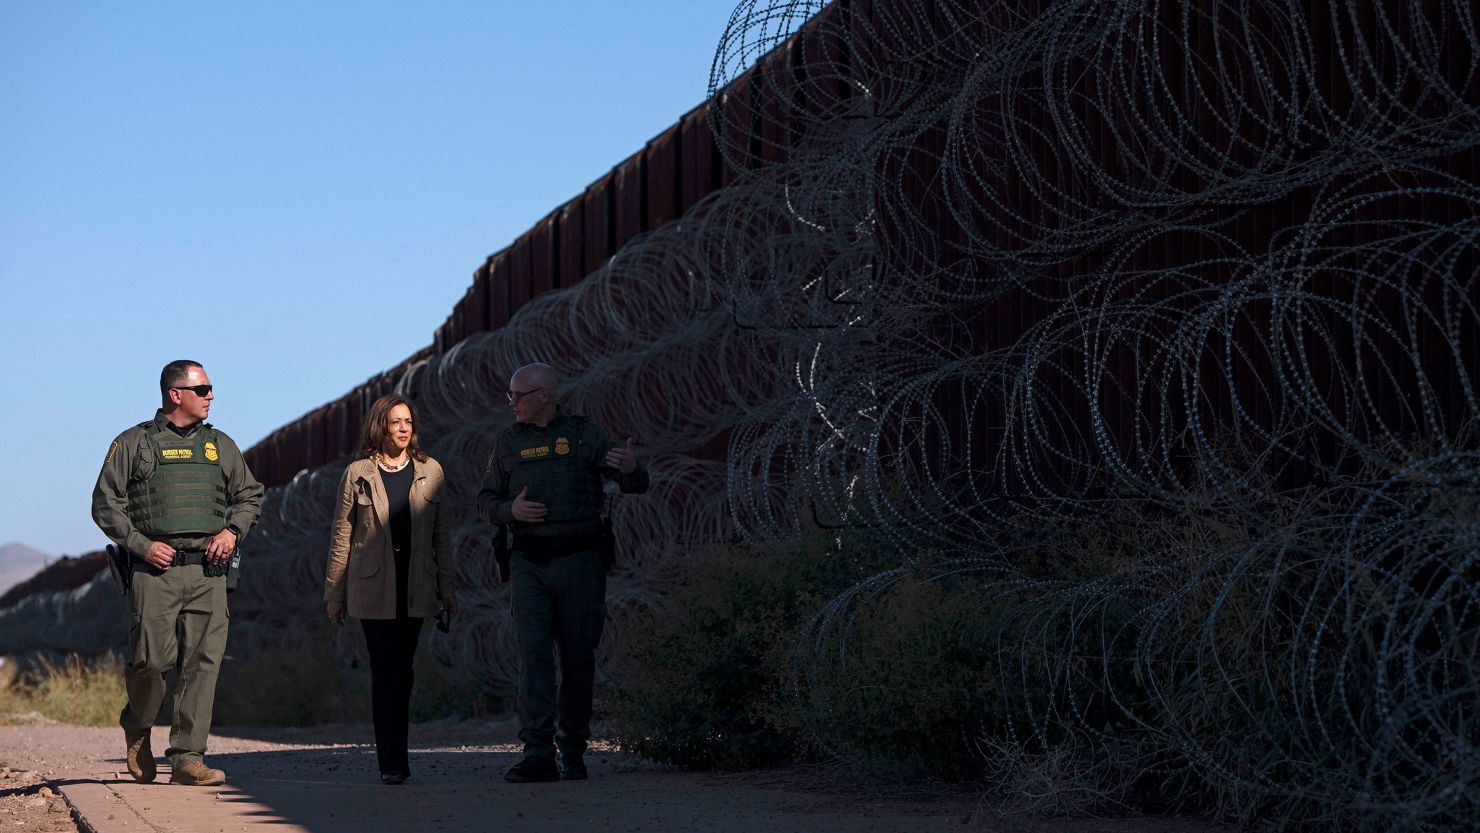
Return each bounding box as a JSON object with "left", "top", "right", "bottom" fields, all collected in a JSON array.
[{"left": 0, "top": 654, "right": 124, "bottom": 727}]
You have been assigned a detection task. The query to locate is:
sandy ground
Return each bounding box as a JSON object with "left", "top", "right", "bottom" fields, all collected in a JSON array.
[
  {"left": 0, "top": 763, "right": 76, "bottom": 832},
  {"left": 0, "top": 717, "right": 1223, "bottom": 833}
]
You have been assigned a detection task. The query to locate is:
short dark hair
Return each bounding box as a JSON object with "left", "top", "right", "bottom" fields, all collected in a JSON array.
[{"left": 160, "top": 360, "right": 203, "bottom": 394}]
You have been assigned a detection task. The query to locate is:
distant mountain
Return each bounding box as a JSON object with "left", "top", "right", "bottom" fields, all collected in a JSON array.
[{"left": 0, "top": 542, "right": 54, "bottom": 596}]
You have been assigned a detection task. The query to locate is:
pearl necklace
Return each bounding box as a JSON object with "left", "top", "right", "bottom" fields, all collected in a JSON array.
[{"left": 376, "top": 453, "right": 411, "bottom": 472}]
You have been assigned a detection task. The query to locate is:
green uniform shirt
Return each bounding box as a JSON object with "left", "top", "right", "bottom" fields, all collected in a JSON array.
[
  {"left": 92, "top": 410, "right": 265, "bottom": 555},
  {"left": 477, "top": 407, "right": 648, "bottom": 538}
]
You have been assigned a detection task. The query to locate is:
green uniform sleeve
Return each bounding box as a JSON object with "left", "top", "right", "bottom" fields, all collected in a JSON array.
[
  {"left": 91, "top": 428, "right": 154, "bottom": 556},
  {"left": 588, "top": 422, "right": 649, "bottom": 494},
  {"left": 214, "top": 431, "right": 265, "bottom": 538},
  {"left": 476, "top": 435, "right": 516, "bottom": 525}
]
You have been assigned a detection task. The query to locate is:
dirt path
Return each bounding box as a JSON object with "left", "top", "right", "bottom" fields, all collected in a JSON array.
[{"left": 0, "top": 718, "right": 1219, "bottom": 833}]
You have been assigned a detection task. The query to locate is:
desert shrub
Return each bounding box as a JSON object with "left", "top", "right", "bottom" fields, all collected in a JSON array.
[
  {"left": 607, "top": 537, "right": 866, "bottom": 770},
  {"left": 214, "top": 624, "right": 367, "bottom": 725},
  {"left": 611, "top": 506, "right": 1314, "bottom": 806},
  {"left": 217, "top": 621, "right": 499, "bottom": 726},
  {"left": 0, "top": 653, "right": 124, "bottom": 726},
  {"left": 792, "top": 569, "right": 1001, "bottom": 780},
  {"left": 409, "top": 647, "right": 503, "bottom": 722},
  {"left": 607, "top": 536, "right": 1135, "bottom": 780}
]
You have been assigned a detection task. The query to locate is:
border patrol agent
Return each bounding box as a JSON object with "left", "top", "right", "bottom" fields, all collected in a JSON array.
[
  {"left": 478, "top": 363, "right": 648, "bottom": 783},
  {"left": 91, "top": 360, "right": 264, "bottom": 787}
]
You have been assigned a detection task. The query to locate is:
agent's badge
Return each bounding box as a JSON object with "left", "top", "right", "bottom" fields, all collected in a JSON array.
[
  {"left": 554, "top": 437, "right": 571, "bottom": 455},
  {"left": 204, "top": 441, "right": 219, "bottom": 462}
]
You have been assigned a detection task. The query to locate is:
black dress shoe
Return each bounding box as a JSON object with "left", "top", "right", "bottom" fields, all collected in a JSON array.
[
  {"left": 557, "top": 755, "right": 588, "bottom": 780},
  {"left": 380, "top": 771, "right": 407, "bottom": 785},
  {"left": 503, "top": 757, "right": 560, "bottom": 783}
]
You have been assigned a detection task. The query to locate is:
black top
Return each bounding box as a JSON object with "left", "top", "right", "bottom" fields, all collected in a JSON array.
[{"left": 379, "top": 461, "right": 415, "bottom": 618}]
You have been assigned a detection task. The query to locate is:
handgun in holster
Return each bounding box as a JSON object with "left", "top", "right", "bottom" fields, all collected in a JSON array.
[
  {"left": 598, "top": 495, "right": 617, "bottom": 575},
  {"left": 105, "top": 544, "right": 133, "bottom": 596},
  {"left": 598, "top": 516, "right": 616, "bottom": 575},
  {"left": 494, "top": 523, "right": 511, "bottom": 583}
]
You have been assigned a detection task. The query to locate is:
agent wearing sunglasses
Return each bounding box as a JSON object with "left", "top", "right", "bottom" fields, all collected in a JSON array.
[
  {"left": 477, "top": 362, "right": 648, "bottom": 784},
  {"left": 91, "top": 360, "right": 264, "bottom": 787}
]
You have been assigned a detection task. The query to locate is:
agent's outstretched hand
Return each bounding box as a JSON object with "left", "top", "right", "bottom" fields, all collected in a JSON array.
[{"left": 606, "top": 436, "right": 638, "bottom": 474}]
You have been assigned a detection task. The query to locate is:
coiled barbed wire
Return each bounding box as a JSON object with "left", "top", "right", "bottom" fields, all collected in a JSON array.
[
  {"left": 704, "top": 1, "right": 1474, "bottom": 830},
  {"left": 4, "top": 0, "right": 1473, "bottom": 828}
]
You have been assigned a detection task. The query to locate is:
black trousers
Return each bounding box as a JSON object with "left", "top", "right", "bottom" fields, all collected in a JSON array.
[
  {"left": 360, "top": 616, "right": 424, "bottom": 775},
  {"left": 510, "top": 550, "right": 607, "bottom": 761}
]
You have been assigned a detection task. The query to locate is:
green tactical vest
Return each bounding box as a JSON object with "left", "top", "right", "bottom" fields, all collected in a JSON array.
[
  {"left": 506, "top": 418, "right": 605, "bottom": 524},
  {"left": 126, "top": 421, "right": 229, "bottom": 538}
]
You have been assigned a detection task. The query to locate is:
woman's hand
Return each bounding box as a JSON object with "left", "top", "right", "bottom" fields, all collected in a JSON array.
[
  {"left": 326, "top": 600, "right": 346, "bottom": 625},
  {"left": 442, "top": 598, "right": 459, "bottom": 616}
]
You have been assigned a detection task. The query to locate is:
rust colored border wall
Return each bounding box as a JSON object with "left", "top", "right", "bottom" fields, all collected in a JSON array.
[
  {"left": 243, "top": 3, "right": 830, "bottom": 487},
  {"left": 246, "top": 0, "right": 1477, "bottom": 489}
]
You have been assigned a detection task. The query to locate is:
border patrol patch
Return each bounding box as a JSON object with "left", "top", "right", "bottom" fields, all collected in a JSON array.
[
  {"left": 204, "top": 442, "right": 219, "bottom": 462},
  {"left": 105, "top": 441, "right": 119, "bottom": 464},
  {"left": 520, "top": 446, "right": 551, "bottom": 460},
  {"left": 555, "top": 437, "right": 571, "bottom": 455}
]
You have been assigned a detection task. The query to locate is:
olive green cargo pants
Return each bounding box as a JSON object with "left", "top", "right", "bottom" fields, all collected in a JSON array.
[
  {"left": 510, "top": 549, "right": 607, "bottom": 761},
  {"left": 120, "top": 564, "right": 229, "bottom": 768}
]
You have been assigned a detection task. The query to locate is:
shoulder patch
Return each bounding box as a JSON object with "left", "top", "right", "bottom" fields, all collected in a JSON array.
[{"left": 105, "top": 441, "right": 119, "bottom": 464}]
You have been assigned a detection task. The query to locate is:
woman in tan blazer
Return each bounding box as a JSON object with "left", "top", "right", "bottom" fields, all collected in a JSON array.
[{"left": 324, "top": 394, "right": 455, "bottom": 785}]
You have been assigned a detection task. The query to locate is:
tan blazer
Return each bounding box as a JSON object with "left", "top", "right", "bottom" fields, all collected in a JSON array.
[{"left": 324, "top": 456, "right": 453, "bottom": 619}]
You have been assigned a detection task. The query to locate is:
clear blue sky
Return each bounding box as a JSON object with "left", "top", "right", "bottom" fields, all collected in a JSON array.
[{"left": 1, "top": 1, "right": 740, "bottom": 556}]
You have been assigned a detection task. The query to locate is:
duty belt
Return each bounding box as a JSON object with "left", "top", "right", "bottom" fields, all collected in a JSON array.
[
  {"left": 134, "top": 549, "right": 229, "bottom": 577},
  {"left": 169, "top": 550, "right": 208, "bottom": 567},
  {"left": 513, "top": 534, "right": 602, "bottom": 560}
]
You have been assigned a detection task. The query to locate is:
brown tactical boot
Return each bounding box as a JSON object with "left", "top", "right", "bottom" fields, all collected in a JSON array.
[
  {"left": 169, "top": 759, "right": 226, "bottom": 786},
  {"left": 123, "top": 727, "right": 156, "bottom": 783}
]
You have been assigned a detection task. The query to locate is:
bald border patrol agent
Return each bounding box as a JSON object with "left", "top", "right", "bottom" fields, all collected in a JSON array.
[
  {"left": 478, "top": 362, "right": 648, "bottom": 783},
  {"left": 91, "top": 360, "right": 264, "bottom": 786}
]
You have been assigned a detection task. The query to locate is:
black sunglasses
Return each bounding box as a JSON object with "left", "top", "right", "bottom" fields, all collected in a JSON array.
[
  {"left": 506, "top": 386, "right": 545, "bottom": 403},
  {"left": 172, "top": 384, "right": 213, "bottom": 397}
]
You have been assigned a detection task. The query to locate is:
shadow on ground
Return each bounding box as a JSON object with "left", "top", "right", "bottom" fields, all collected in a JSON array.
[{"left": 51, "top": 724, "right": 1221, "bottom": 833}]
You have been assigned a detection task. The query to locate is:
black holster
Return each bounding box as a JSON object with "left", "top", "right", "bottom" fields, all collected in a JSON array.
[
  {"left": 225, "top": 547, "right": 243, "bottom": 592},
  {"left": 494, "top": 524, "right": 510, "bottom": 583},
  {"left": 598, "top": 515, "right": 616, "bottom": 575},
  {"left": 105, "top": 544, "right": 133, "bottom": 596}
]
